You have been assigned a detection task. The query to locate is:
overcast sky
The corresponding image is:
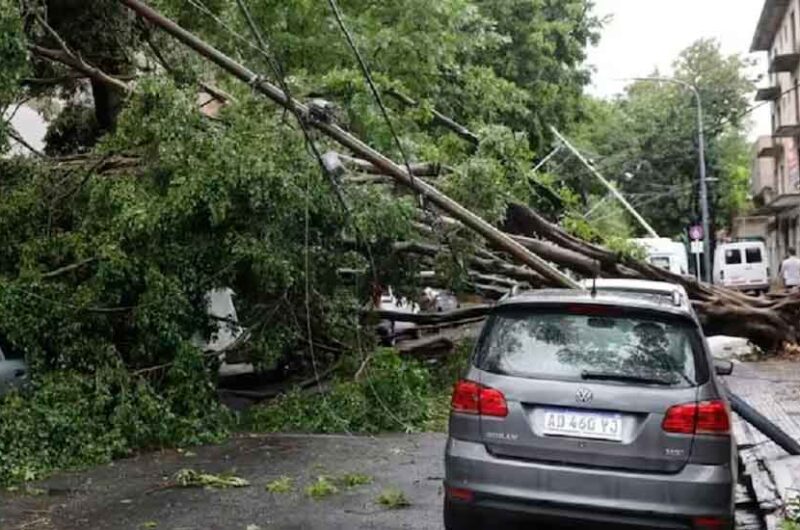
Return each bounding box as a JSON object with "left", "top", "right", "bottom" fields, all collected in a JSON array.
[{"left": 587, "top": 0, "right": 770, "bottom": 138}]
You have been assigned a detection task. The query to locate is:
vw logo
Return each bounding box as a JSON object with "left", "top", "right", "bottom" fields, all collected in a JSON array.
[{"left": 575, "top": 388, "right": 594, "bottom": 404}]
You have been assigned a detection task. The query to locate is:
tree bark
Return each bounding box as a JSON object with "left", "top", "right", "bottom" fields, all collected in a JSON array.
[{"left": 505, "top": 202, "right": 800, "bottom": 351}]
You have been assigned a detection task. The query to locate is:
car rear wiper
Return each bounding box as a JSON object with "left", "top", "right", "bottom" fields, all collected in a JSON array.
[{"left": 581, "top": 370, "right": 675, "bottom": 386}]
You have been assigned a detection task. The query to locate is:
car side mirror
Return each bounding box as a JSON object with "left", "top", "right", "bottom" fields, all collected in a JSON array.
[{"left": 714, "top": 360, "right": 734, "bottom": 376}]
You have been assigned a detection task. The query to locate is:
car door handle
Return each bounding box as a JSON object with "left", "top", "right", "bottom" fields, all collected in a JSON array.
[{"left": 14, "top": 369, "right": 26, "bottom": 378}]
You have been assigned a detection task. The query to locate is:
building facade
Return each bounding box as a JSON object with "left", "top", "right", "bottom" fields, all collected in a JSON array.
[{"left": 751, "top": 0, "right": 800, "bottom": 271}]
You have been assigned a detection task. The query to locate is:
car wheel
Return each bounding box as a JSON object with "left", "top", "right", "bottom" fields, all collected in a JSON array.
[{"left": 444, "top": 499, "right": 482, "bottom": 530}]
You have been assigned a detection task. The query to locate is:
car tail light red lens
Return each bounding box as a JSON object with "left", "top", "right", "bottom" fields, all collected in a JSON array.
[
  {"left": 693, "top": 516, "right": 728, "bottom": 529},
  {"left": 663, "top": 400, "right": 730, "bottom": 436},
  {"left": 446, "top": 486, "right": 474, "bottom": 503},
  {"left": 451, "top": 380, "right": 508, "bottom": 417}
]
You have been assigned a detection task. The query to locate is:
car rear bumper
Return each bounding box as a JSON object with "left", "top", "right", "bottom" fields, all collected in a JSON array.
[{"left": 445, "top": 437, "right": 734, "bottom": 525}]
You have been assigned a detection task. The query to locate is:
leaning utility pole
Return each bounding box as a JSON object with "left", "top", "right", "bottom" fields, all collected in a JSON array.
[
  {"left": 550, "top": 127, "right": 660, "bottom": 239},
  {"left": 117, "top": 0, "right": 580, "bottom": 289}
]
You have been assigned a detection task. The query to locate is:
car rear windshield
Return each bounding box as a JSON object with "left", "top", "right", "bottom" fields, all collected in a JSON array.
[{"left": 477, "top": 309, "right": 701, "bottom": 388}]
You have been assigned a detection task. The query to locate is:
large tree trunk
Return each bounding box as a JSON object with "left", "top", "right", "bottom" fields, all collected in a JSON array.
[{"left": 504, "top": 203, "right": 800, "bottom": 351}]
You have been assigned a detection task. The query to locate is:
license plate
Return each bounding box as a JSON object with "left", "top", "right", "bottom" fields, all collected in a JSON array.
[{"left": 542, "top": 408, "right": 623, "bottom": 442}]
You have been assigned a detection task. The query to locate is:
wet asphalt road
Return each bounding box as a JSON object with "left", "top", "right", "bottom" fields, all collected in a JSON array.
[{"left": 1, "top": 433, "right": 448, "bottom": 530}]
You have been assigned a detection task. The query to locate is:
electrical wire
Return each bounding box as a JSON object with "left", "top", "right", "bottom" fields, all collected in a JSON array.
[
  {"left": 324, "top": 0, "right": 417, "bottom": 190},
  {"left": 227, "top": 0, "right": 421, "bottom": 433}
]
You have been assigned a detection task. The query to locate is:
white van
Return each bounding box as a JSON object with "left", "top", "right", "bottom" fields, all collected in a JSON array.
[
  {"left": 713, "top": 240, "right": 770, "bottom": 292},
  {"left": 631, "top": 238, "right": 689, "bottom": 276}
]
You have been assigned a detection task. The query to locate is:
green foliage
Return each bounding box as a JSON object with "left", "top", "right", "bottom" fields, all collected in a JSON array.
[
  {"left": 376, "top": 487, "right": 411, "bottom": 509},
  {"left": 0, "top": 0, "right": 28, "bottom": 151},
  {"left": 0, "top": 361, "right": 231, "bottom": 485},
  {"left": 0, "top": 0, "right": 601, "bottom": 486},
  {"left": 340, "top": 472, "right": 373, "bottom": 488},
  {"left": 245, "top": 349, "right": 434, "bottom": 433},
  {"left": 43, "top": 104, "right": 101, "bottom": 156},
  {"left": 305, "top": 476, "right": 339, "bottom": 499},
  {"left": 265, "top": 476, "right": 294, "bottom": 494},
  {"left": 573, "top": 39, "right": 754, "bottom": 237}
]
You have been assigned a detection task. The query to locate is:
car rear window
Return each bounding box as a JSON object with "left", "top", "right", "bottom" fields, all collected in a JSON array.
[
  {"left": 745, "top": 247, "right": 763, "bottom": 264},
  {"left": 725, "top": 249, "right": 742, "bottom": 265},
  {"left": 477, "top": 309, "right": 701, "bottom": 388}
]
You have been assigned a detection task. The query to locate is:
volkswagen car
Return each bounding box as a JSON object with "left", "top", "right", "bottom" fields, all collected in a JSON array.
[{"left": 444, "top": 285, "right": 735, "bottom": 529}]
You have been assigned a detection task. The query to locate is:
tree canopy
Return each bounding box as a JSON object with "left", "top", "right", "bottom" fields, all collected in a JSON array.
[
  {"left": 0, "top": 0, "right": 602, "bottom": 483},
  {"left": 571, "top": 39, "right": 754, "bottom": 238}
]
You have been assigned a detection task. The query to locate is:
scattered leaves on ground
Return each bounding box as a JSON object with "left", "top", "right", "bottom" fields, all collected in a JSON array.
[
  {"left": 173, "top": 469, "right": 250, "bottom": 489},
  {"left": 305, "top": 476, "right": 339, "bottom": 499},
  {"left": 141, "top": 522, "right": 158, "bottom": 529},
  {"left": 376, "top": 487, "right": 411, "bottom": 509},
  {"left": 265, "top": 476, "right": 293, "bottom": 494},
  {"left": 339, "top": 473, "right": 373, "bottom": 488}
]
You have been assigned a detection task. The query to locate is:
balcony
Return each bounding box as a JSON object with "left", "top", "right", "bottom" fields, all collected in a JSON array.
[
  {"left": 761, "top": 193, "right": 800, "bottom": 213},
  {"left": 758, "top": 141, "right": 783, "bottom": 157},
  {"left": 774, "top": 124, "right": 800, "bottom": 137},
  {"left": 752, "top": 0, "right": 792, "bottom": 51},
  {"left": 755, "top": 85, "right": 782, "bottom": 101},
  {"left": 769, "top": 52, "right": 800, "bottom": 73}
]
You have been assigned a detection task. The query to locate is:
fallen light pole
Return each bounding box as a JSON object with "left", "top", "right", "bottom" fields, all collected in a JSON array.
[{"left": 115, "top": 0, "right": 579, "bottom": 290}]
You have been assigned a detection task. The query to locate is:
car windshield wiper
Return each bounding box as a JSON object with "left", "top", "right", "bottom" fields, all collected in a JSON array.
[
  {"left": 581, "top": 370, "right": 675, "bottom": 386},
  {"left": 633, "top": 347, "right": 696, "bottom": 387}
]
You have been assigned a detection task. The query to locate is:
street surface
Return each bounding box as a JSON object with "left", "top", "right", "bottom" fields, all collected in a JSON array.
[{"left": 5, "top": 350, "right": 799, "bottom": 530}]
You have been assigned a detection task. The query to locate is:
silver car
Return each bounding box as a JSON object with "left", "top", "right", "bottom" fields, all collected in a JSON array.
[{"left": 444, "top": 286, "right": 735, "bottom": 529}]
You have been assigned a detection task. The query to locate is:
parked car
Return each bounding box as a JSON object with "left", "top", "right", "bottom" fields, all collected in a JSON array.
[
  {"left": 632, "top": 237, "right": 690, "bottom": 276},
  {"left": 444, "top": 285, "right": 736, "bottom": 529},
  {"left": 376, "top": 287, "right": 421, "bottom": 345},
  {"left": 713, "top": 240, "right": 770, "bottom": 293},
  {"left": 0, "top": 340, "right": 28, "bottom": 397}
]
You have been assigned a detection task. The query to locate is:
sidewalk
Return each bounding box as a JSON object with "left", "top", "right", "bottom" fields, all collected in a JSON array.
[{"left": 726, "top": 359, "right": 800, "bottom": 529}]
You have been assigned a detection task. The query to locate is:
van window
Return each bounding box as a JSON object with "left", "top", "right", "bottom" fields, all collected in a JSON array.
[
  {"left": 650, "top": 256, "right": 671, "bottom": 270},
  {"left": 725, "top": 249, "right": 742, "bottom": 265},
  {"left": 745, "top": 247, "right": 763, "bottom": 264}
]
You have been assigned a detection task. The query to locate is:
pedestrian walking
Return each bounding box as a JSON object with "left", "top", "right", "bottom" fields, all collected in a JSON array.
[{"left": 780, "top": 248, "right": 800, "bottom": 290}]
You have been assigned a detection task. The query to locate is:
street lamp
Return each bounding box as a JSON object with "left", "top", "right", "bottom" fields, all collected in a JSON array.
[{"left": 627, "top": 77, "right": 712, "bottom": 283}]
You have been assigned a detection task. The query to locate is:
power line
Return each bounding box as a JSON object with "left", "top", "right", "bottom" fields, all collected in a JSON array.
[{"left": 325, "top": 0, "right": 417, "bottom": 188}]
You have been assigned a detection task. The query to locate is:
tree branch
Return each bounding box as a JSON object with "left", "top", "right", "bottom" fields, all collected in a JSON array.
[
  {"left": 41, "top": 258, "right": 98, "bottom": 279},
  {"left": 7, "top": 127, "right": 46, "bottom": 158},
  {"left": 385, "top": 88, "right": 480, "bottom": 145},
  {"left": 30, "top": 45, "right": 131, "bottom": 94}
]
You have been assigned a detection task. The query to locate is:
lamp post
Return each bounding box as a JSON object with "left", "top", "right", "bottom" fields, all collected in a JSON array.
[{"left": 628, "top": 77, "right": 712, "bottom": 283}]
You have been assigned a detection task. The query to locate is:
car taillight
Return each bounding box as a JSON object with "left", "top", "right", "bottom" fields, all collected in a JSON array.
[
  {"left": 693, "top": 516, "right": 728, "bottom": 529},
  {"left": 663, "top": 400, "right": 730, "bottom": 435},
  {"left": 451, "top": 380, "right": 508, "bottom": 417},
  {"left": 446, "top": 486, "right": 474, "bottom": 503}
]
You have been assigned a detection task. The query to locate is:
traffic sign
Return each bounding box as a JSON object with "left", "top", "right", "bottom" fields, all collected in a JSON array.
[
  {"left": 690, "top": 240, "right": 703, "bottom": 254},
  {"left": 689, "top": 225, "right": 703, "bottom": 241}
]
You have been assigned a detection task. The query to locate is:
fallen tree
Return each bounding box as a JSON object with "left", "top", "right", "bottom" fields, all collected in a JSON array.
[{"left": 118, "top": 0, "right": 800, "bottom": 353}]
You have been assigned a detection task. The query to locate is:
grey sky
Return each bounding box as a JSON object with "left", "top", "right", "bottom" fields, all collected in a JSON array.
[{"left": 587, "top": 0, "right": 770, "bottom": 137}]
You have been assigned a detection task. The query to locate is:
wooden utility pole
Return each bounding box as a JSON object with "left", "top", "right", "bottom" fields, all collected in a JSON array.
[{"left": 116, "top": 0, "right": 581, "bottom": 289}]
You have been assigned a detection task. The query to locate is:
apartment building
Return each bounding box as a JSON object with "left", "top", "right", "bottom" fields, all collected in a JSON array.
[{"left": 750, "top": 0, "right": 800, "bottom": 270}]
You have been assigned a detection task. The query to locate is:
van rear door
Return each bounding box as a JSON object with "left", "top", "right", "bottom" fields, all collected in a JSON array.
[
  {"left": 743, "top": 245, "right": 768, "bottom": 288},
  {"left": 720, "top": 247, "right": 745, "bottom": 288}
]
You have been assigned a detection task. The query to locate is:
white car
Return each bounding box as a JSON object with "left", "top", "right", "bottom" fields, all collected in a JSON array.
[{"left": 580, "top": 279, "right": 691, "bottom": 310}]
